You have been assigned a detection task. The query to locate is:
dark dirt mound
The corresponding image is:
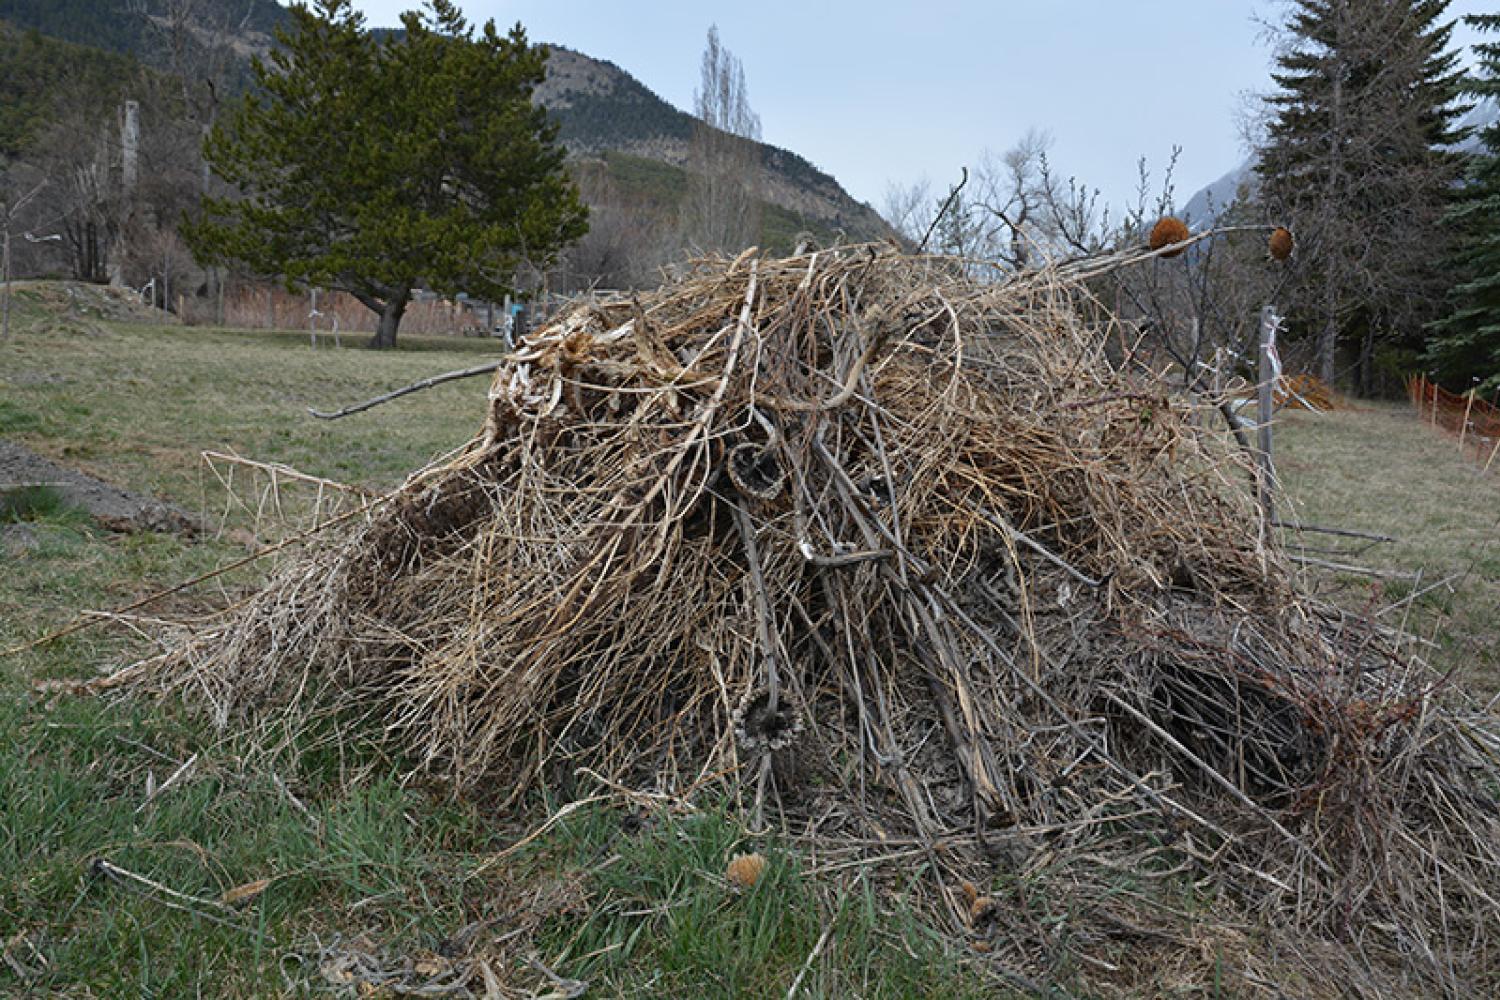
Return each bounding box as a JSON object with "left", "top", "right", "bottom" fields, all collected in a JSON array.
[{"left": 0, "top": 439, "right": 198, "bottom": 535}]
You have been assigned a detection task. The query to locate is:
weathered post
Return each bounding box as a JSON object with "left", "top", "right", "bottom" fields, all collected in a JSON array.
[
  {"left": 309, "top": 288, "right": 319, "bottom": 348},
  {"left": 1257, "top": 305, "right": 1280, "bottom": 523},
  {"left": 1459, "top": 381, "right": 1477, "bottom": 456},
  {"left": 121, "top": 100, "right": 140, "bottom": 194},
  {"left": 1, "top": 226, "right": 11, "bottom": 344},
  {"left": 1, "top": 183, "right": 47, "bottom": 344}
]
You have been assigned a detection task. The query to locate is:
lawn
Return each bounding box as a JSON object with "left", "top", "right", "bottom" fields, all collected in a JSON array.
[
  {"left": 2, "top": 288, "right": 1497, "bottom": 996},
  {"left": 1274, "top": 401, "right": 1500, "bottom": 694},
  {"left": 0, "top": 291, "right": 1007, "bottom": 998}
]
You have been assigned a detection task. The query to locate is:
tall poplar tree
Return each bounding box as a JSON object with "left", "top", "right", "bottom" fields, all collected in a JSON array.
[
  {"left": 1256, "top": 0, "right": 1466, "bottom": 390},
  {"left": 1427, "top": 14, "right": 1500, "bottom": 391},
  {"left": 185, "top": 0, "right": 587, "bottom": 348}
]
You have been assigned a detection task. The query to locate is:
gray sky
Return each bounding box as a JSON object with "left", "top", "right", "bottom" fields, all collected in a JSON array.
[{"left": 331, "top": 1, "right": 1495, "bottom": 217}]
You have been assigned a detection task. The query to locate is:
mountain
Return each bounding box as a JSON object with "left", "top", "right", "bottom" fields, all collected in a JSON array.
[
  {"left": 1457, "top": 97, "right": 1499, "bottom": 153},
  {"left": 1181, "top": 98, "right": 1498, "bottom": 226},
  {"left": 0, "top": 1, "right": 892, "bottom": 251},
  {"left": 1181, "top": 157, "right": 1256, "bottom": 226},
  {"left": 537, "top": 47, "right": 893, "bottom": 246}
]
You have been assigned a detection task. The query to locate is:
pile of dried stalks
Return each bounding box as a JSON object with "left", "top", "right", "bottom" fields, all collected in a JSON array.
[{"left": 111, "top": 243, "right": 1499, "bottom": 996}]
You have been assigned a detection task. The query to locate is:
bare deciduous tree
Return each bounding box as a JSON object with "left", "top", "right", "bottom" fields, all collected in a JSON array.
[
  {"left": 554, "top": 160, "right": 670, "bottom": 291},
  {"left": 682, "top": 25, "right": 762, "bottom": 254},
  {"left": 880, "top": 176, "right": 932, "bottom": 246}
]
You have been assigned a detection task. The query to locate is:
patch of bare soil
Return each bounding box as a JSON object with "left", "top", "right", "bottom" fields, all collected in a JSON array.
[{"left": 0, "top": 439, "right": 198, "bottom": 535}]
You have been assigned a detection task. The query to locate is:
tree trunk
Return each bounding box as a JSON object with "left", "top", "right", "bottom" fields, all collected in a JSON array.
[
  {"left": 1318, "top": 311, "right": 1338, "bottom": 386},
  {"left": 368, "top": 288, "right": 410, "bottom": 349},
  {"left": 1357, "top": 324, "right": 1375, "bottom": 397}
]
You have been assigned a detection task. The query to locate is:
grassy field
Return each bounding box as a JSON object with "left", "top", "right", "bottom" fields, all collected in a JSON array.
[
  {"left": 1275, "top": 401, "right": 1500, "bottom": 694},
  {"left": 1, "top": 289, "right": 1496, "bottom": 996}
]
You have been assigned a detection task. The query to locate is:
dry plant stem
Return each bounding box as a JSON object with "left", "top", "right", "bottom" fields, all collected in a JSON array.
[
  {"left": 201, "top": 450, "right": 374, "bottom": 496},
  {"left": 91, "top": 859, "right": 249, "bottom": 931},
  {"left": 1287, "top": 554, "right": 1418, "bottom": 580},
  {"left": 1271, "top": 520, "right": 1397, "bottom": 544},
  {"left": 2, "top": 498, "right": 385, "bottom": 659},
  {"left": 307, "top": 361, "right": 504, "bottom": 420},
  {"left": 730, "top": 498, "right": 781, "bottom": 831},
  {"left": 975, "top": 506, "right": 1101, "bottom": 588},
  {"left": 102, "top": 241, "right": 1500, "bottom": 998}
]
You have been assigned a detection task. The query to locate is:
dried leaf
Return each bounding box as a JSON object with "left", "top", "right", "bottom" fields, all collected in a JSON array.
[{"left": 221, "top": 878, "right": 270, "bottom": 907}]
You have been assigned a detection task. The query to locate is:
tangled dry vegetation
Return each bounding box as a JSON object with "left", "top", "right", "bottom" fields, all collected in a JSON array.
[{"left": 105, "top": 242, "right": 1499, "bottom": 996}]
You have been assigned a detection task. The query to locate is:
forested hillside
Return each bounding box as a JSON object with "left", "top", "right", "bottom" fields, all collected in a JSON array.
[
  {"left": 0, "top": 22, "right": 148, "bottom": 160},
  {"left": 0, "top": 0, "right": 285, "bottom": 59}
]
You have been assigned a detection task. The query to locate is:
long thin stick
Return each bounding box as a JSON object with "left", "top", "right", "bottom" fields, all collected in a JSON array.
[
  {"left": 1287, "top": 554, "right": 1417, "bottom": 580},
  {"left": 307, "top": 360, "right": 503, "bottom": 420},
  {"left": 1, "top": 496, "right": 384, "bottom": 658},
  {"left": 785, "top": 921, "right": 836, "bottom": 999},
  {"left": 916, "top": 167, "right": 968, "bottom": 253},
  {"left": 1270, "top": 520, "right": 1396, "bottom": 544}
]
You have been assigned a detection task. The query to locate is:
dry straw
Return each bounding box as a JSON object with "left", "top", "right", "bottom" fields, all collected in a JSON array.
[{"left": 102, "top": 241, "right": 1499, "bottom": 997}]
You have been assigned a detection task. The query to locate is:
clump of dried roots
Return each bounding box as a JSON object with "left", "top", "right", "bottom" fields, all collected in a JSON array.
[{"left": 107, "top": 243, "right": 1499, "bottom": 997}]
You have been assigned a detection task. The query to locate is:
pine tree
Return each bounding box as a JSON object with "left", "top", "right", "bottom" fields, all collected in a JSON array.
[
  {"left": 185, "top": 0, "right": 587, "bottom": 348},
  {"left": 1427, "top": 14, "right": 1500, "bottom": 391},
  {"left": 1256, "top": 0, "right": 1467, "bottom": 390}
]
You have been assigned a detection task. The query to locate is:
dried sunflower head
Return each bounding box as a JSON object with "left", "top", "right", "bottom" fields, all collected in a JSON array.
[
  {"left": 1149, "top": 216, "right": 1191, "bottom": 258},
  {"left": 1268, "top": 226, "right": 1294, "bottom": 261},
  {"left": 726, "top": 851, "right": 767, "bottom": 889}
]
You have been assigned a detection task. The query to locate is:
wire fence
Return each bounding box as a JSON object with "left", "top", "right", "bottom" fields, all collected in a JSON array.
[{"left": 1406, "top": 373, "right": 1500, "bottom": 473}]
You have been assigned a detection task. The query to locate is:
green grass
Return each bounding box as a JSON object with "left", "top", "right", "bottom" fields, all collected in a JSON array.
[
  {"left": 0, "top": 294, "right": 1001, "bottom": 997},
  {"left": 1275, "top": 402, "right": 1500, "bottom": 692},
  {"left": 1, "top": 483, "right": 88, "bottom": 526},
  {"left": 528, "top": 805, "right": 999, "bottom": 998}
]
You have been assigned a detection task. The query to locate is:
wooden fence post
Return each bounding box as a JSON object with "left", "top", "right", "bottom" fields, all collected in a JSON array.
[{"left": 1459, "top": 383, "right": 1477, "bottom": 456}]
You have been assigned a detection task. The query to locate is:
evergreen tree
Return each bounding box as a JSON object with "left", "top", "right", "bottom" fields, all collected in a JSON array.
[
  {"left": 1427, "top": 14, "right": 1500, "bottom": 391},
  {"left": 1256, "top": 0, "right": 1466, "bottom": 390},
  {"left": 185, "top": 0, "right": 587, "bottom": 348}
]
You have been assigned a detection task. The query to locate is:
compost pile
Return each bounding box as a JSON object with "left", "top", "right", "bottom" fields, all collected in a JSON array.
[{"left": 116, "top": 244, "right": 1499, "bottom": 996}]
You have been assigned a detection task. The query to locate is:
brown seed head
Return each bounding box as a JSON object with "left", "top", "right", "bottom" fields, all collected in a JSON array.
[
  {"left": 969, "top": 894, "right": 1000, "bottom": 930},
  {"left": 1149, "top": 217, "right": 1191, "bottom": 258},
  {"left": 726, "top": 852, "right": 767, "bottom": 889},
  {"left": 1269, "top": 226, "right": 1294, "bottom": 261}
]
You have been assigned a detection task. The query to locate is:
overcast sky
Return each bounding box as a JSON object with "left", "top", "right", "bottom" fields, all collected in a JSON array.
[{"left": 327, "top": 1, "right": 1495, "bottom": 217}]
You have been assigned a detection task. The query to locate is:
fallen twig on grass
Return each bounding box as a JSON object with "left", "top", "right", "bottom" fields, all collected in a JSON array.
[
  {"left": 1272, "top": 519, "right": 1397, "bottom": 544},
  {"left": 1, "top": 496, "right": 386, "bottom": 660},
  {"left": 90, "top": 858, "right": 250, "bottom": 932},
  {"left": 1288, "top": 553, "right": 1419, "bottom": 580},
  {"left": 307, "top": 360, "right": 504, "bottom": 420}
]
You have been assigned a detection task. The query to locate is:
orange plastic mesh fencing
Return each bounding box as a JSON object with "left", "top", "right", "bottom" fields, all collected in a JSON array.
[{"left": 1406, "top": 374, "right": 1500, "bottom": 468}]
